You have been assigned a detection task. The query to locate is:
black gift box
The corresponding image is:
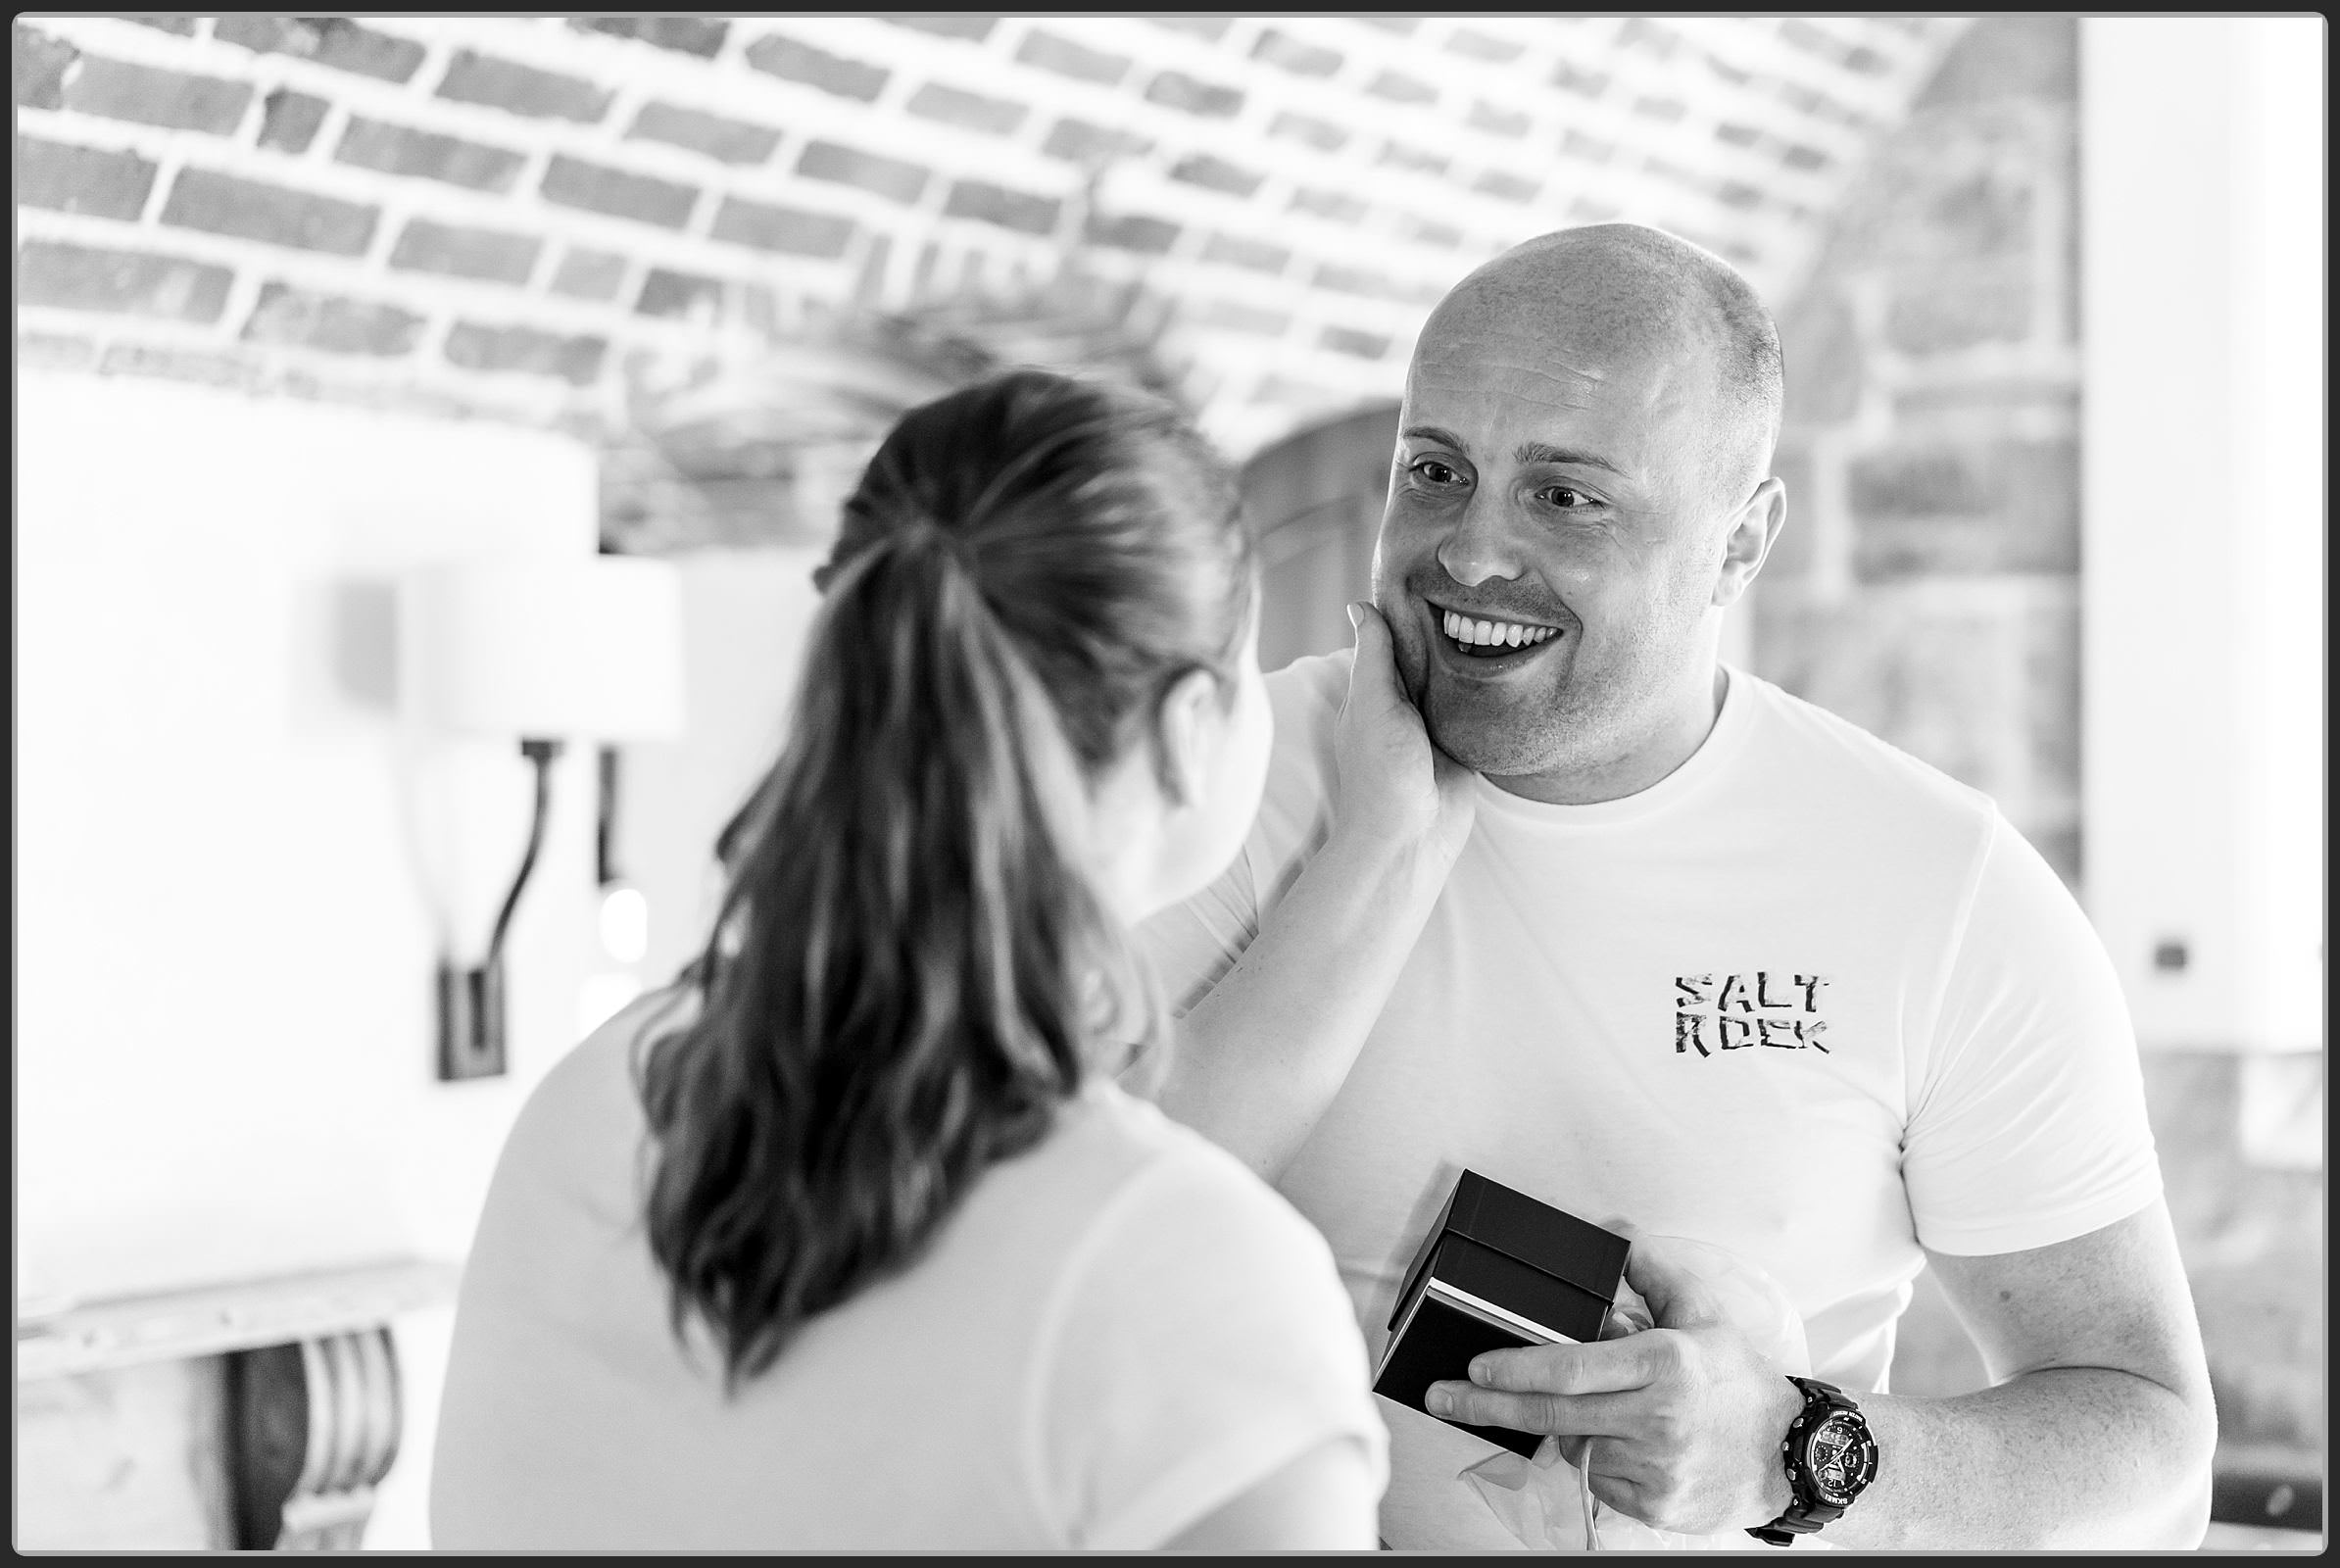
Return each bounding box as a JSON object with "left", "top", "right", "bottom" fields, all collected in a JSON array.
[{"left": 1370, "top": 1170, "right": 1632, "bottom": 1458}]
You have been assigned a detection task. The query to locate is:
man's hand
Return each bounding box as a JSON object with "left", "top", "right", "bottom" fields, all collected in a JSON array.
[
  {"left": 1426, "top": 1236, "right": 1803, "bottom": 1535},
  {"left": 1334, "top": 602, "right": 1476, "bottom": 864}
]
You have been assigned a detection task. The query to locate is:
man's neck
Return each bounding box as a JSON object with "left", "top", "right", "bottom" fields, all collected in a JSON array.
[{"left": 1484, "top": 662, "right": 1730, "bottom": 807}]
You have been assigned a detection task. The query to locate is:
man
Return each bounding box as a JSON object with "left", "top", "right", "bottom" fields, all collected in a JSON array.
[{"left": 1136, "top": 224, "right": 2215, "bottom": 1549}]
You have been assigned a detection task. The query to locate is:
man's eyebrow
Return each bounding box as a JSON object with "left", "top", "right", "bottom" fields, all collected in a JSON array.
[
  {"left": 1400, "top": 424, "right": 1469, "bottom": 453},
  {"left": 1515, "top": 441, "right": 1626, "bottom": 476}
]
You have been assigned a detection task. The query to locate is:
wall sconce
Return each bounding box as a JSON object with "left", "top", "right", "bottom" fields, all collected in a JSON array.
[{"left": 402, "top": 557, "right": 685, "bottom": 1081}]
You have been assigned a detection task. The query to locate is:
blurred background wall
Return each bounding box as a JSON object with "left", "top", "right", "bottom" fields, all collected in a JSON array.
[{"left": 13, "top": 14, "right": 2322, "bottom": 1549}]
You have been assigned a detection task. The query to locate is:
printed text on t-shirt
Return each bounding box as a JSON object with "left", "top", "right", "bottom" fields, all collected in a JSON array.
[{"left": 1673, "top": 972, "right": 1831, "bottom": 1056}]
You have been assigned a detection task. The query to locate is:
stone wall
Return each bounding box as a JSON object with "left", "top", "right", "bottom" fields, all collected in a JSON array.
[{"left": 1753, "top": 16, "right": 2323, "bottom": 1500}]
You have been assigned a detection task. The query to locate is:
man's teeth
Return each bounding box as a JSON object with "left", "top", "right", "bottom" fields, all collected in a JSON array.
[{"left": 1441, "top": 611, "right": 1557, "bottom": 648}]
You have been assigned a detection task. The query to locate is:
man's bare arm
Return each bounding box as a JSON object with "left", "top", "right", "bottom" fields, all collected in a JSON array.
[{"left": 1150, "top": 603, "right": 1476, "bottom": 1183}]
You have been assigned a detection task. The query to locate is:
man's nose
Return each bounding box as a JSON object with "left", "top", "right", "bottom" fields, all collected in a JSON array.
[{"left": 1436, "top": 492, "right": 1526, "bottom": 587}]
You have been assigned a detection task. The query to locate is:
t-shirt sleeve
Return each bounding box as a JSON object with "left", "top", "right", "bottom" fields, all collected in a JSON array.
[
  {"left": 1025, "top": 1148, "right": 1389, "bottom": 1550},
  {"left": 1901, "top": 812, "right": 2165, "bottom": 1256}
]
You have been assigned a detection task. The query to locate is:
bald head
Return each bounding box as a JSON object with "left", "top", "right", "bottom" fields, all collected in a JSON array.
[{"left": 1423, "top": 223, "right": 1784, "bottom": 504}]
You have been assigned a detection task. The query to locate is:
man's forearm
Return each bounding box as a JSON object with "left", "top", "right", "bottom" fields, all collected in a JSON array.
[
  {"left": 1824, "top": 1368, "right": 2214, "bottom": 1549},
  {"left": 1153, "top": 828, "right": 1451, "bottom": 1182}
]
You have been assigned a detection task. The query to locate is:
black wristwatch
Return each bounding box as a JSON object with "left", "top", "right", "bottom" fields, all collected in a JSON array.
[{"left": 1748, "top": 1376, "right": 1878, "bottom": 1546}]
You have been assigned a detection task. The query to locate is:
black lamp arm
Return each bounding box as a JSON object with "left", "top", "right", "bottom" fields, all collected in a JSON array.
[
  {"left": 485, "top": 737, "right": 564, "bottom": 972},
  {"left": 438, "top": 736, "right": 564, "bottom": 1082}
]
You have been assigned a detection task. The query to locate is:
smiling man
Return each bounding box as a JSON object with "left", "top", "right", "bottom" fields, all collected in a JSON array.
[{"left": 1137, "top": 225, "right": 2215, "bottom": 1550}]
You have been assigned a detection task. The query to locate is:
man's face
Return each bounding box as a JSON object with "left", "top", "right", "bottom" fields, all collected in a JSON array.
[{"left": 1371, "top": 291, "right": 1735, "bottom": 785}]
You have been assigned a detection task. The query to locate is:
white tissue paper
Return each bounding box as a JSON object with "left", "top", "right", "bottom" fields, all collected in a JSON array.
[{"left": 1459, "top": 1234, "right": 1820, "bottom": 1552}]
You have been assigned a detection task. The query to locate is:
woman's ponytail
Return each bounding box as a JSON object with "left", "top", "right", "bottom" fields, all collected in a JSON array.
[{"left": 637, "top": 370, "right": 1246, "bottom": 1391}]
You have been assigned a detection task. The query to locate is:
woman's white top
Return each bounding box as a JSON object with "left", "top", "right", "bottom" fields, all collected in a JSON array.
[{"left": 430, "top": 1002, "right": 1388, "bottom": 1550}]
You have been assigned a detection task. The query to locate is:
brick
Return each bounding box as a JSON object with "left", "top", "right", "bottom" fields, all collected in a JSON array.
[
  {"left": 1469, "top": 101, "right": 1529, "bottom": 138},
  {"left": 1315, "top": 263, "right": 1393, "bottom": 297},
  {"left": 1144, "top": 71, "right": 1243, "bottom": 118},
  {"left": 1322, "top": 325, "right": 1391, "bottom": 360},
  {"left": 1292, "top": 188, "right": 1367, "bottom": 224},
  {"left": 1848, "top": 438, "right": 2077, "bottom": 560},
  {"left": 1041, "top": 118, "right": 1151, "bottom": 165},
  {"left": 1445, "top": 27, "right": 1523, "bottom": 64},
  {"left": 635, "top": 267, "right": 726, "bottom": 320},
  {"left": 1169, "top": 154, "right": 1261, "bottom": 199},
  {"left": 627, "top": 102, "right": 782, "bottom": 167},
  {"left": 1636, "top": 95, "right": 1688, "bottom": 123},
  {"left": 124, "top": 17, "right": 199, "bottom": 35},
  {"left": 334, "top": 118, "right": 526, "bottom": 193},
  {"left": 875, "top": 14, "right": 997, "bottom": 41},
  {"left": 550, "top": 247, "right": 629, "bottom": 301},
  {"left": 1780, "top": 143, "right": 1830, "bottom": 172},
  {"left": 436, "top": 49, "right": 611, "bottom": 122},
  {"left": 1250, "top": 28, "right": 1341, "bottom": 76},
  {"left": 214, "top": 17, "right": 424, "bottom": 84},
  {"left": 1551, "top": 60, "right": 1610, "bottom": 98},
  {"left": 708, "top": 197, "right": 854, "bottom": 258},
  {"left": 1201, "top": 232, "right": 1289, "bottom": 273},
  {"left": 22, "top": 331, "right": 98, "bottom": 370},
  {"left": 1015, "top": 28, "right": 1129, "bottom": 85},
  {"left": 1619, "top": 17, "right": 1684, "bottom": 59},
  {"left": 1779, "top": 289, "right": 1863, "bottom": 425},
  {"left": 1562, "top": 129, "right": 1615, "bottom": 164},
  {"left": 1084, "top": 212, "right": 1179, "bottom": 255},
  {"left": 904, "top": 82, "right": 1025, "bottom": 136},
  {"left": 1718, "top": 180, "right": 1764, "bottom": 211},
  {"left": 241, "top": 281, "right": 424, "bottom": 356},
  {"left": 258, "top": 88, "right": 330, "bottom": 154},
  {"left": 15, "top": 24, "right": 76, "bottom": 110},
  {"left": 100, "top": 341, "right": 254, "bottom": 388},
  {"left": 570, "top": 17, "right": 728, "bottom": 58},
  {"left": 161, "top": 168, "right": 376, "bottom": 256},
  {"left": 15, "top": 134, "right": 157, "bottom": 219},
  {"left": 1356, "top": 16, "right": 1419, "bottom": 32},
  {"left": 19, "top": 239, "right": 232, "bottom": 322},
  {"left": 1195, "top": 299, "right": 1290, "bottom": 336},
  {"left": 540, "top": 155, "right": 698, "bottom": 229},
  {"left": 943, "top": 179, "right": 1059, "bottom": 235},
  {"left": 1473, "top": 170, "right": 1539, "bottom": 204},
  {"left": 1142, "top": 16, "right": 1231, "bottom": 41},
  {"left": 60, "top": 55, "right": 251, "bottom": 134},
  {"left": 744, "top": 34, "right": 887, "bottom": 102},
  {"left": 1401, "top": 218, "right": 1463, "bottom": 249},
  {"left": 1918, "top": 17, "right": 2076, "bottom": 109},
  {"left": 1378, "top": 141, "right": 1449, "bottom": 177},
  {"left": 1705, "top": 52, "right": 1755, "bottom": 86},
  {"left": 444, "top": 320, "right": 607, "bottom": 384},
  {"left": 388, "top": 218, "right": 541, "bottom": 285},
  {"left": 1885, "top": 272, "right": 2033, "bottom": 355},
  {"left": 1268, "top": 112, "right": 1346, "bottom": 153},
  {"left": 1715, "top": 122, "right": 1763, "bottom": 148},
  {"left": 797, "top": 139, "right": 929, "bottom": 205},
  {"left": 1368, "top": 70, "right": 1436, "bottom": 105}
]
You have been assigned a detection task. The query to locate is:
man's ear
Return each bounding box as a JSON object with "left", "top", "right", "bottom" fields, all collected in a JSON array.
[
  {"left": 1712, "top": 475, "right": 1786, "bottom": 609},
  {"left": 1153, "top": 667, "right": 1223, "bottom": 811}
]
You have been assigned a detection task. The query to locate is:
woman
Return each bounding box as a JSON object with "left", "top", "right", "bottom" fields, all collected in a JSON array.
[{"left": 430, "top": 370, "right": 1386, "bottom": 1550}]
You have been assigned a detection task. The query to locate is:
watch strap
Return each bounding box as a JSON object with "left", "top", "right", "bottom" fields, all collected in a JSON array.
[{"left": 1748, "top": 1377, "right": 1865, "bottom": 1547}]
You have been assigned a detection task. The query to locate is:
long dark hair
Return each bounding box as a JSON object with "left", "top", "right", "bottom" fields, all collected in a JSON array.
[{"left": 635, "top": 369, "right": 1253, "bottom": 1391}]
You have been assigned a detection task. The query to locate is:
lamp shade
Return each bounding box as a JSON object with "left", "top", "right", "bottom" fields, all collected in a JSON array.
[{"left": 403, "top": 556, "right": 687, "bottom": 742}]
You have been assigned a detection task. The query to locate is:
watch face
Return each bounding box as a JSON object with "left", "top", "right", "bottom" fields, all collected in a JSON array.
[{"left": 1802, "top": 1412, "right": 1875, "bottom": 1505}]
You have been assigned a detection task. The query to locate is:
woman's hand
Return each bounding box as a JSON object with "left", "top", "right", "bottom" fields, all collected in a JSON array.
[{"left": 1334, "top": 601, "right": 1477, "bottom": 866}]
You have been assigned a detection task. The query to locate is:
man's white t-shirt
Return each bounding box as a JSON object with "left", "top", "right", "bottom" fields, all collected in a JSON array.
[
  {"left": 430, "top": 1003, "right": 1388, "bottom": 1551},
  {"left": 1138, "top": 653, "right": 2165, "bottom": 1551}
]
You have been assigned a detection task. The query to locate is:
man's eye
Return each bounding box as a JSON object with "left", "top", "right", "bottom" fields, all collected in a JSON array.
[
  {"left": 1411, "top": 459, "right": 1465, "bottom": 486},
  {"left": 1538, "top": 484, "right": 1593, "bottom": 509}
]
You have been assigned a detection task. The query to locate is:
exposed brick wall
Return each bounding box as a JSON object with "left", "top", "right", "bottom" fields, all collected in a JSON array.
[{"left": 16, "top": 15, "right": 1963, "bottom": 457}]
